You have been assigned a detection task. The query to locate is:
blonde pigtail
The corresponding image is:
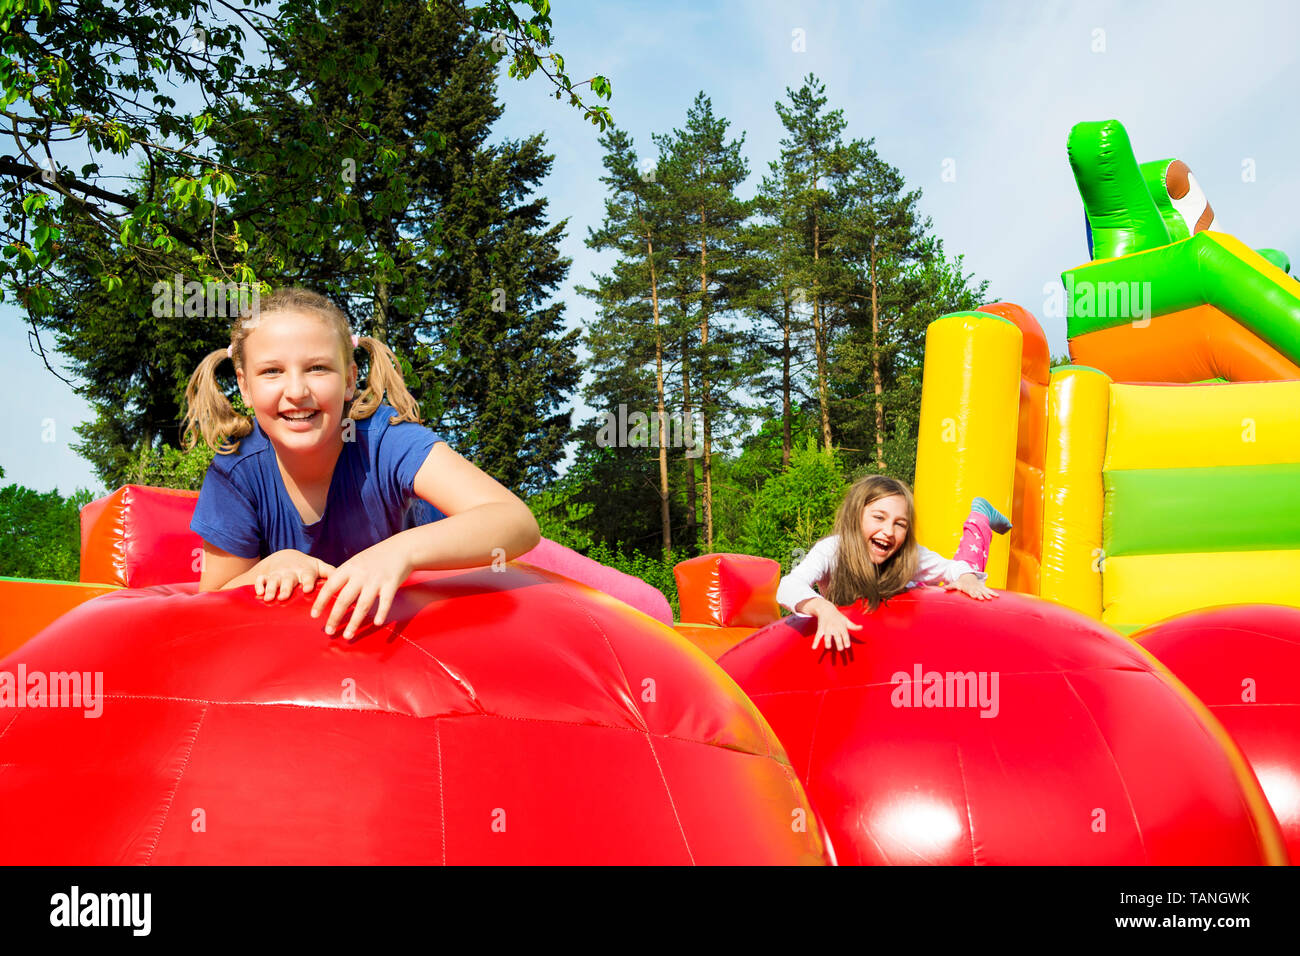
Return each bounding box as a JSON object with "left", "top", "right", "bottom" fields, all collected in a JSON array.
[
  {"left": 182, "top": 348, "right": 254, "bottom": 455},
  {"left": 350, "top": 336, "right": 422, "bottom": 425}
]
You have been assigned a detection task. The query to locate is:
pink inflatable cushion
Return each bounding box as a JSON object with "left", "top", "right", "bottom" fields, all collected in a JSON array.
[{"left": 519, "top": 538, "right": 672, "bottom": 625}]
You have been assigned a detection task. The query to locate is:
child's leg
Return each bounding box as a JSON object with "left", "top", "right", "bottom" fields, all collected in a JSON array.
[{"left": 953, "top": 512, "right": 993, "bottom": 572}]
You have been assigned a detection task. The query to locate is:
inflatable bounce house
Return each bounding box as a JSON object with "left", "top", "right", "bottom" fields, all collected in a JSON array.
[{"left": 2, "top": 119, "right": 1296, "bottom": 866}]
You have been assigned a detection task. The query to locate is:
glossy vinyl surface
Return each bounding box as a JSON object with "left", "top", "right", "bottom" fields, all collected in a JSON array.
[
  {"left": 1136, "top": 604, "right": 1300, "bottom": 863},
  {"left": 674, "top": 552, "right": 781, "bottom": 629},
  {"left": 718, "top": 588, "right": 1287, "bottom": 865},
  {"left": 0, "top": 566, "right": 831, "bottom": 865}
]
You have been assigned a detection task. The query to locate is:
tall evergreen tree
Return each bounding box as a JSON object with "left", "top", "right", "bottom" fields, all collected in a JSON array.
[
  {"left": 652, "top": 92, "right": 755, "bottom": 550},
  {"left": 829, "top": 137, "right": 928, "bottom": 472},
  {"left": 579, "top": 127, "right": 677, "bottom": 550},
  {"left": 771, "top": 75, "right": 853, "bottom": 452},
  {"left": 748, "top": 149, "right": 820, "bottom": 470}
]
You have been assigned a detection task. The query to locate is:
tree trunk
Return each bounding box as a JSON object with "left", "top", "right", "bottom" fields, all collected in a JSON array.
[
  {"left": 643, "top": 224, "right": 671, "bottom": 554},
  {"left": 698, "top": 188, "right": 713, "bottom": 552},
  {"left": 870, "top": 235, "right": 885, "bottom": 472},
  {"left": 136, "top": 428, "right": 153, "bottom": 484},
  {"left": 682, "top": 325, "right": 697, "bottom": 551},
  {"left": 812, "top": 205, "right": 832, "bottom": 452},
  {"left": 372, "top": 275, "right": 389, "bottom": 343},
  {"left": 782, "top": 283, "right": 792, "bottom": 469}
]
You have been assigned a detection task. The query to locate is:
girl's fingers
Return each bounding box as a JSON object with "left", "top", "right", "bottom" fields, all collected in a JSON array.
[
  {"left": 373, "top": 587, "right": 395, "bottom": 628},
  {"left": 311, "top": 572, "right": 346, "bottom": 619},
  {"left": 342, "top": 588, "right": 377, "bottom": 639},
  {"left": 276, "top": 574, "right": 295, "bottom": 601},
  {"left": 254, "top": 574, "right": 265, "bottom": 597},
  {"left": 325, "top": 581, "right": 364, "bottom": 635}
]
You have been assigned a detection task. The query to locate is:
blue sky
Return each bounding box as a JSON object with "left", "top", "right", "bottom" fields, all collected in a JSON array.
[{"left": 4, "top": 0, "right": 1298, "bottom": 496}]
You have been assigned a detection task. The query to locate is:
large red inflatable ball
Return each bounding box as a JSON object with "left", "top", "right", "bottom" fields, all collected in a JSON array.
[
  {"left": 0, "top": 566, "right": 832, "bottom": 865},
  {"left": 718, "top": 588, "right": 1288, "bottom": 865},
  {"left": 1135, "top": 603, "right": 1300, "bottom": 863}
]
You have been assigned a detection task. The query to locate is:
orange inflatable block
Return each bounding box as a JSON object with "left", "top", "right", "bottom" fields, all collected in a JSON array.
[
  {"left": 979, "top": 303, "right": 1049, "bottom": 596},
  {"left": 1069, "top": 304, "right": 1300, "bottom": 383},
  {"left": 674, "top": 553, "right": 781, "bottom": 628},
  {"left": 80, "top": 485, "right": 202, "bottom": 587},
  {"left": 672, "top": 624, "right": 759, "bottom": 661},
  {"left": 0, "top": 578, "right": 120, "bottom": 659}
]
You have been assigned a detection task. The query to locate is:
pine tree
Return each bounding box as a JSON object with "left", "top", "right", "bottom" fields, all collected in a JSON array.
[
  {"left": 772, "top": 75, "right": 853, "bottom": 452},
  {"left": 579, "top": 127, "right": 676, "bottom": 550},
  {"left": 651, "top": 92, "right": 754, "bottom": 551},
  {"left": 829, "top": 137, "right": 928, "bottom": 472},
  {"left": 748, "top": 150, "right": 820, "bottom": 470}
]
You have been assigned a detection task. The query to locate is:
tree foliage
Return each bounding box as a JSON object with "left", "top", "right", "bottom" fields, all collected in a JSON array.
[{"left": 0, "top": 465, "right": 91, "bottom": 580}]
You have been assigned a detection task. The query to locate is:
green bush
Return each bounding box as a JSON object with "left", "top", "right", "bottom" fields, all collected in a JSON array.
[
  {"left": 527, "top": 483, "right": 595, "bottom": 553},
  {"left": 124, "top": 439, "right": 217, "bottom": 492},
  {"left": 738, "top": 437, "right": 847, "bottom": 572}
]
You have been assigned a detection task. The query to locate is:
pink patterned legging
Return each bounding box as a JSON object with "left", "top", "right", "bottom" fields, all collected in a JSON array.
[{"left": 953, "top": 512, "right": 993, "bottom": 572}]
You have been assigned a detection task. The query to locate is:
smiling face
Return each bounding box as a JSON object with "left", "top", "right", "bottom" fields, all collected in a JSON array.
[
  {"left": 234, "top": 309, "right": 357, "bottom": 458},
  {"left": 860, "top": 493, "right": 910, "bottom": 565}
]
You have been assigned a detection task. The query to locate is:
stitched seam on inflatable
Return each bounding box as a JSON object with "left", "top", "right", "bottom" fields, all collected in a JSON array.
[
  {"left": 82, "top": 696, "right": 775, "bottom": 755},
  {"left": 517, "top": 564, "right": 702, "bottom": 863},
  {"left": 0, "top": 712, "right": 18, "bottom": 742},
  {"left": 143, "top": 703, "right": 207, "bottom": 865},
  {"left": 1061, "top": 672, "right": 1147, "bottom": 861},
  {"left": 434, "top": 720, "right": 445, "bottom": 866},
  {"left": 642, "top": 732, "right": 695, "bottom": 865},
  {"left": 955, "top": 746, "right": 978, "bottom": 866},
  {"left": 521, "top": 565, "right": 645, "bottom": 729},
  {"left": 397, "top": 635, "right": 486, "bottom": 715}
]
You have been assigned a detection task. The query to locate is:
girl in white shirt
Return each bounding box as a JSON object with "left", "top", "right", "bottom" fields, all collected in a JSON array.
[{"left": 776, "top": 474, "right": 1011, "bottom": 653}]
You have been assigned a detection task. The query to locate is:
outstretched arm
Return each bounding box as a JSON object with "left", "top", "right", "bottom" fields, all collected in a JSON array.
[
  {"left": 400, "top": 441, "right": 541, "bottom": 570},
  {"left": 309, "top": 442, "right": 540, "bottom": 638},
  {"left": 776, "top": 537, "right": 837, "bottom": 614}
]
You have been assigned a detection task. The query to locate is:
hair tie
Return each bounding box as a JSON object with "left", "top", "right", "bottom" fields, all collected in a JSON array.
[
  {"left": 226, "top": 345, "right": 233, "bottom": 359},
  {"left": 351, "top": 333, "right": 359, "bottom": 348}
]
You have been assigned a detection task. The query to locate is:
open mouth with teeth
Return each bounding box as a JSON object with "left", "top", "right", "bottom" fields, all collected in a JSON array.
[
  {"left": 279, "top": 410, "right": 320, "bottom": 422},
  {"left": 868, "top": 535, "right": 894, "bottom": 560}
]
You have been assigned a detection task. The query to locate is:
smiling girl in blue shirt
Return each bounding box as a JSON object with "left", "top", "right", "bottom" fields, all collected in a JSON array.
[{"left": 183, "top": 287, "right": 539, "bottom": 639}]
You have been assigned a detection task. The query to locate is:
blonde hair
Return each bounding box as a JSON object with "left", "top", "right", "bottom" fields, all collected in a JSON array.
[
  {"left": 182, "top": 287, "right": 422, "bottom": 455},
  {"left": 822, "top": 474, "right": 919, "bottom": 612}
]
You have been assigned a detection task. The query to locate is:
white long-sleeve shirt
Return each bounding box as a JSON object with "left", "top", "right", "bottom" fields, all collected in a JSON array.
[{"left": 776, "top": 535, "right": 987, "bottom": 614}]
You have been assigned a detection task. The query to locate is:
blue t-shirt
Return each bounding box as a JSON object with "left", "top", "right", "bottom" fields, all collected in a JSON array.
[{"left": 190, "top": 404, "right": 446, "bottom": 567}]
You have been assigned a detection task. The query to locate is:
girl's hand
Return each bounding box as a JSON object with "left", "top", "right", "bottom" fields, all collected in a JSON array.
[
  {"left": 309, "top": 539, "right": 413, "bottom": 639},
  {"left": 948, "top": 572, "right": 998, "bottom": 601},
  {"left": 807, "top": 599, "right": 864, "bottom": 652},
  {"left": 252, "top": 549, "right": 335, "bottom": 603}
]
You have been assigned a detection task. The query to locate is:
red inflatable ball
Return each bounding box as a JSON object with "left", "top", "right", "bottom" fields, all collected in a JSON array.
[
  {"left": 1135, "top": 603, "right": 1300, "bottom": 864},
  {"left": 0, "top": 566, "right": 832, "bottom": 865},
  {"left": 718, "top": 588, "right": 1288, "bottom": 865}
]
